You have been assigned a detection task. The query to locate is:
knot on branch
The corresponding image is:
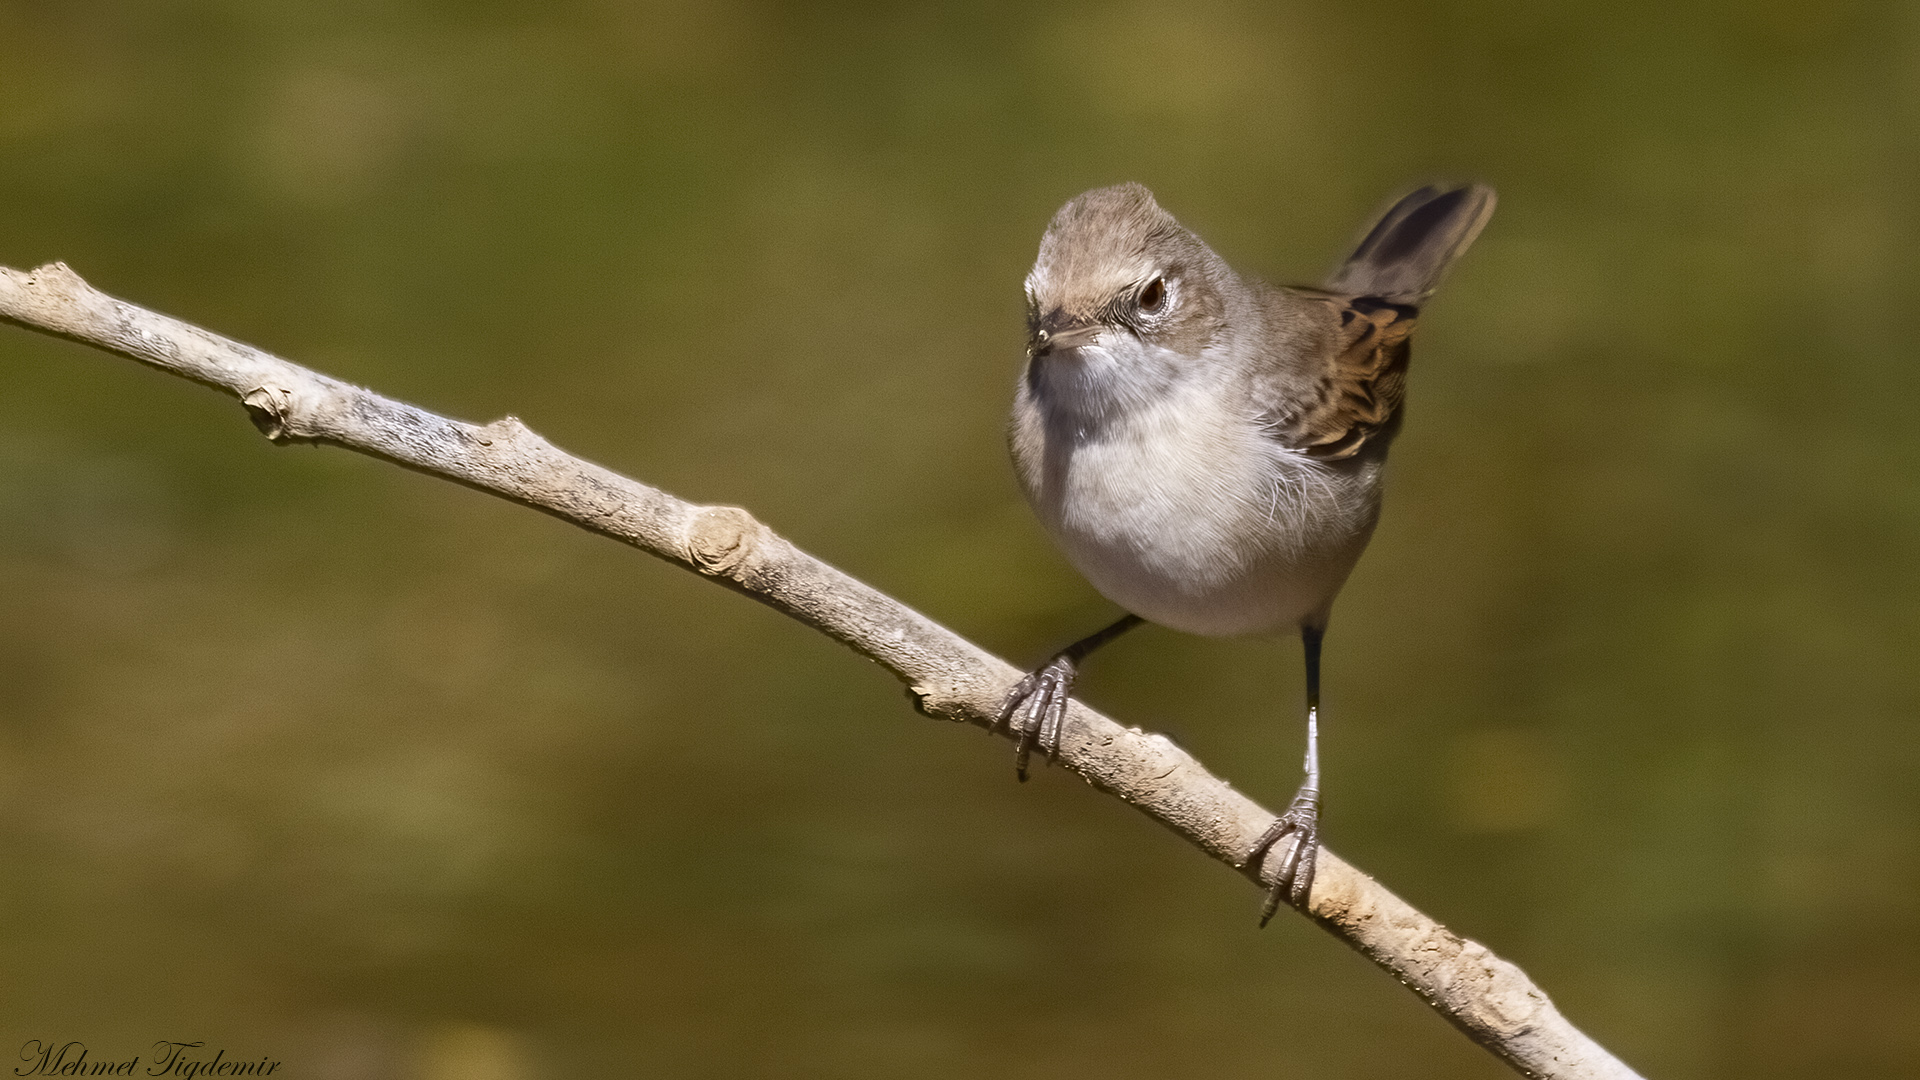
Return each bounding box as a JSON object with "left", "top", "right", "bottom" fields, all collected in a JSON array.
[
  {"left": 904, "top": 682, "right": 955, "bottom": 721},
  {"left": 474, "top": 415, "right": 534, "bottom": 448},
  {"left": 902, "top": 674, "right": 991, "bottom": 724},
  {"left": 686, "top": 506, "right": 767, "bottom": 577},
  {"left": 28, "top": 261, "right": 86, "bottom": 294},
  {"left": 242, "top": 385, "right": 299, "bottom": 443}
]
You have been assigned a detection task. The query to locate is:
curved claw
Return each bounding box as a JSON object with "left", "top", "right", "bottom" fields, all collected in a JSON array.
[
  {"left": 994, "top": 616, "right": 1142, "bottom": 782},
  {"left": 1248, "top": 788, "right": 1321, "bottom": 926},
  {"left": 995, "top": 654, "right": 1079, "bottom": 781}
]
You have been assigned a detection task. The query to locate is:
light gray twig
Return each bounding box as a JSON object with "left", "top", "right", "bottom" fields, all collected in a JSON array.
[{"left": 0, "top": 261, "right": 1642, "bottom": 1080}]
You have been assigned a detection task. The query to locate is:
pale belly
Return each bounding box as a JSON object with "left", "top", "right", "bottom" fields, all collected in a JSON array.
[{"left": 1018, "top": 407, "right": 1382, "bottom": 637}]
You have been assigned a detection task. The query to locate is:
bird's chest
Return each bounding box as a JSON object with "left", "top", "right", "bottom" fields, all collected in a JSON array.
[
  {"left": 1020, "top": 390, "right": 1280, "bottom": 586},
  {"left": 1012, "top": 380, "right": 1381, "bottom": 635}
]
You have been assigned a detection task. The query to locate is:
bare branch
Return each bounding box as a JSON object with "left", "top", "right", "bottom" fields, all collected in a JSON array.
[{"left": 0, "top": 261, "right": 1643, "bottom": 1080}]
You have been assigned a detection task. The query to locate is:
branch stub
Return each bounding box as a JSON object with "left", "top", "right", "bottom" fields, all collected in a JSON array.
[{"left": 242, "top": 385, "right": 298, "bottom": 443}]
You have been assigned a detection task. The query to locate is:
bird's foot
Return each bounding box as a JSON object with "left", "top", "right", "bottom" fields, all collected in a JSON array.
[
  {"left": 993, "top": 653, "right": 1079, "bottom": 781},
  {"left": 1247, "top": 786, "right": 1320, "bottom": 926}
]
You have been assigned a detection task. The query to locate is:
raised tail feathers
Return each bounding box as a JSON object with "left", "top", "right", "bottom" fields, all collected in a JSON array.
[{"left": 1324, "top": 183, "right": 1496, "bottom": 304}]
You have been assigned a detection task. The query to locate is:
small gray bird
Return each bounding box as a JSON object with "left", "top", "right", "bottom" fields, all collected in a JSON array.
[{"left": 1001, "top": 182, "right": 1495, "bottom": 923}]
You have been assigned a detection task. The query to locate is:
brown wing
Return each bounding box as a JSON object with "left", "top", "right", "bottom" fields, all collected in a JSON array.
[
  {"left": 1259, "top": 292, "right": 1416, "bottom": 461},
  {"left": 1254, "top": 183, "right": 1490, "bottom": 459}
]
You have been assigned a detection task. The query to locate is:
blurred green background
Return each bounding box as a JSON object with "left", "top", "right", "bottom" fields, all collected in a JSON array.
[{"left": 3, "top": 1, "right": 1917, "bottom": 1077}]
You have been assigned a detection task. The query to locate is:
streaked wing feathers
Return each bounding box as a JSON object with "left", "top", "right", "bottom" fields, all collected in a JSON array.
[{"left": 1263, "top": 293, "right": 1416, "bottom": 461}]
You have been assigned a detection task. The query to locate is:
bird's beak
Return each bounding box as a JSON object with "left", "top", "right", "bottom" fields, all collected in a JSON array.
[{"left": 1029, "top": 316, "right": 1101, "bottom": 358}]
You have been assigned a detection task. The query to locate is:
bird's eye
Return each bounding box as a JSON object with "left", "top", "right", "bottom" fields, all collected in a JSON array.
[{"left": 1137, "top": 277, "right": 1167, "bottom": 314}]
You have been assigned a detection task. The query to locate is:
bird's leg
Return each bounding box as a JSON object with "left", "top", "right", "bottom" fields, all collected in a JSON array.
[
  {"left": 1249, "top": 623, "right": 1323, "bottom": 925},
  {"left": 995, "top": 614, "right": 1144, "bottom": 781}
]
